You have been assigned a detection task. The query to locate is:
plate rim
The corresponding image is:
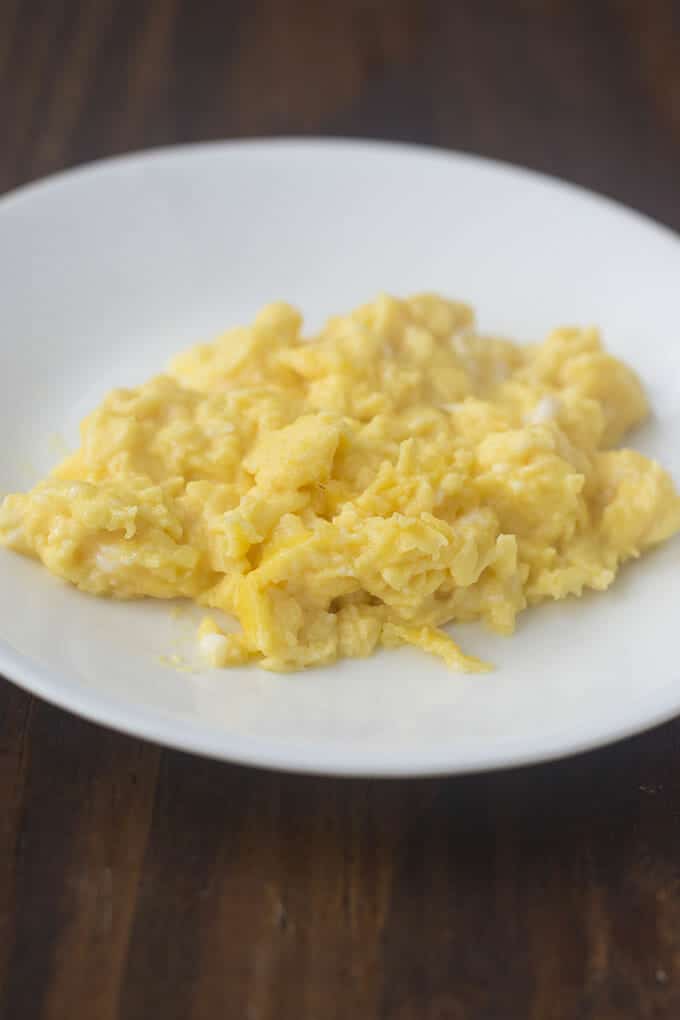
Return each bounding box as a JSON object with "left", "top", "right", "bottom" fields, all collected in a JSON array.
[
  {"left": 3, "top": 636, "right": 680, "bottom": 777},
  {"left": 1, "top": 135, "right": 678, "bottom": 249}
]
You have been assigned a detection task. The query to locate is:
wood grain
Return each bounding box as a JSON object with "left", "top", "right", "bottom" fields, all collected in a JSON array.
[{"left": 2, "top": 0, "right": 680, "bottom": 1016}]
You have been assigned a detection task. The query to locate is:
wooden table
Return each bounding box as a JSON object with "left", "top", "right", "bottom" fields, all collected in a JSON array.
[{"left": 1, "top": 1, "right": 679, "bottom": 1017}]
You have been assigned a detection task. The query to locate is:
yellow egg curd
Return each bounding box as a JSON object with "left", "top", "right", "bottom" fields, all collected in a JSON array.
[{"left": 2, "top": 294, "right": 679, "bottom": 672}]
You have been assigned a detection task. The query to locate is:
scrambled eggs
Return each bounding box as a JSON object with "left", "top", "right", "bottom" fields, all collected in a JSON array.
[{"left": 2, "top": 294, "right": 679, "bottom": 672}]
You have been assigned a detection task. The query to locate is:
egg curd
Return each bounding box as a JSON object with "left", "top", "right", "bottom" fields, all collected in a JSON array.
[{"left": 2, "top": 294, "right": 679, "bottom": 672}]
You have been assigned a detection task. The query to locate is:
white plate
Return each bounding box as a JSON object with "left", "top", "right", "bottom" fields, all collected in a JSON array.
[{"left": 1, "top": 139, "right": 679, "bottom": 776}]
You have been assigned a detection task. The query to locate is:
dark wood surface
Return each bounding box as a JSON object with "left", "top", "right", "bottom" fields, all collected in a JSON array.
[{"left": 1, "top": 1, "right": 680, "bottom": 1017}]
